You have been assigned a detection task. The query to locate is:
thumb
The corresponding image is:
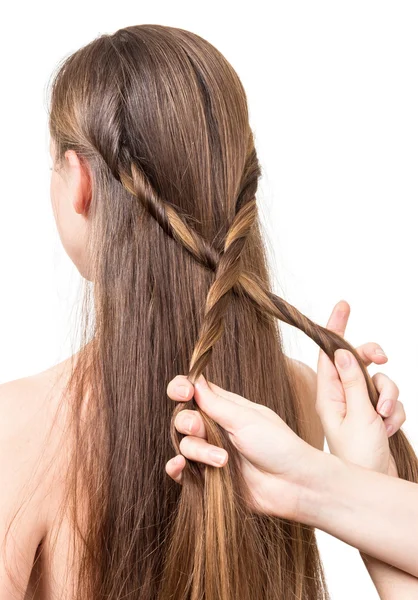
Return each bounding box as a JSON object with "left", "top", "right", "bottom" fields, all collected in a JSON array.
[
  {"left": 193, "top": 375, "right": 255, "bottom": 433},
  {"left": 334, "top": 349, "right": 376, "bottom": 421}
]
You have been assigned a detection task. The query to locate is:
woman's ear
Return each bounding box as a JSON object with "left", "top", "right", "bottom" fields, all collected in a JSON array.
[{"left": 65, "top": 149, "right": 92, "bottom": 216}]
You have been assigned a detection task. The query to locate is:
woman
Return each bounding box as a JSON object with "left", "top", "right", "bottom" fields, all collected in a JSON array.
[{"left": 0, "top": 23, "right": 416, "bottom": 599}]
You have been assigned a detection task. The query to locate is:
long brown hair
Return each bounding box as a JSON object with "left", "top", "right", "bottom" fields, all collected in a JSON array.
[{"left": 9, "top": 23, "right": 418, "bottom": 599}]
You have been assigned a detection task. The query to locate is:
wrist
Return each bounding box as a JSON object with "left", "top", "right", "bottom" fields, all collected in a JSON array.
[{"left": 290, "top": 446, "right": 345, "bottom": 526}]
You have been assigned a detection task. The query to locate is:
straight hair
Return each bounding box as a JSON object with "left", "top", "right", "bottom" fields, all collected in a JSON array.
[{"left": 5, "top": 23, "right": 417, "bottom": 600}]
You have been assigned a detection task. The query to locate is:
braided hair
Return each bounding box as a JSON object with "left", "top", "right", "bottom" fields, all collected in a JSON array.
[{"left": 42, "top": 23, "right": 418, "bottom": 600}]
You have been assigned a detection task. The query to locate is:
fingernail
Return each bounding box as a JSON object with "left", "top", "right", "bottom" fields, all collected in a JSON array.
[
  {"left": 375, "top": 347, "right": 387, "bottom": 357},
  {"left": 208, "top": 448, "right": 227, "bottom": 465},
  {"left": 385, "top": 424, "right": 394, "bottom": 436},
  {"left": 379, "top": 399, "right": 392, "bottom": 417},
  {"left": 195, "top": 374, "right": 208, "bottom": 389},
  {"left": 183, "top": 416, "right": 194, "bottom": 433},
  {"left": 335, "top": 349, "right": 351, "bottom": 369},
  {"left": 175, "top": 385, "right": 189, "bottom": 398}
]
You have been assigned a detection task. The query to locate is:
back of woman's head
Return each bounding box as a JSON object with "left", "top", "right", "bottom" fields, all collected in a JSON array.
[{"left": 41, "top": 23, "right": 418, "bottom": 600}]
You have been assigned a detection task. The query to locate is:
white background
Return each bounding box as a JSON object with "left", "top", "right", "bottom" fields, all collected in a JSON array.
[{"left": 1, "top": 2, "right": 417, "bottom": 598}]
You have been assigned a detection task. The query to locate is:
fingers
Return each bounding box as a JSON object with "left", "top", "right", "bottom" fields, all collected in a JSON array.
[
  {"left": 165, "top": 435, "right": 229, "bottom": 485},
  {"left": 167, "top": 374, "right": 263, "bottom": 412},
  {"left": 174, "top": 408, "right": 207, "bottom": 438},
  {"left": 317, "top": 300, "right": 351, "bottom": 410},
  {"left": 204, "top": 380, "right": 261, "bottom": 410},
  {"left": 179, "top": 435, "right": 228, "bottom": 467},
  {"left": 165, "top": 373, "right": 255, "bottom": 486},
  {"left": 325, "top": 299, "right": 351, "bottom": 337},
  {"left": 171, "top": 392, "right": 261, "bottom": 439},
  {"left": 315, "top": 353, "right": 347, "bottom": 428},
  {"left": 355, "top": 342, "right": 388, "bottom": 368},
  {"left": 165, "top": 454, "right": 186, "bottom": 484},
  {"left": 168, "top": 373, "right": 258, "bottom": 434},
  {"left": 372, "top": 371, "right": 404, "bottom": 436},
  {"left": 166, "top": 376, "right": 208, "bottom": 439},
  {"left": 383, "top": 401, "right": 406, "bottom": 437},
  {"left": 373, "top": 372, "right": 400, "bottom": 418},
  {"left": 316, "top": 301, "right": 351, "bottom": 427},
  {"left": 193, "top": 375, "right": 259, "bottom": 433},
  {"left": 334, "top": 349, "right": 377, "bottom": 421},
  {"left": 166, "top": 375, "right": 194, "bottom": 402}
]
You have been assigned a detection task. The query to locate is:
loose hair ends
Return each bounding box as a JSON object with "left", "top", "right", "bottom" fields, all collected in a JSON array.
[{"left": 19, "top": 22, "right": 415, "bottom": 600}]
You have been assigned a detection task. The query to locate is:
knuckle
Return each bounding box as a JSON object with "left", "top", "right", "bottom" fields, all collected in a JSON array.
[
  {"left": 174, "top": 409, "right": 192, "bottom": 428},
  {"left": 355, "top": 341, "right": 367, "bottom": 349},
  {"left": 382, "top": 377, "right": 399, "bottom": 397},
  {"left": 356, "top": 341, "right": 373, "bottom": 355},
  {"left": 373, "top": 372, "right": 399, "bottom": 397},
  {"left": 389, "top": 402, "right": 406, "bottom": 429},
  {"left": 372, "top": 371, "right": 384, "bottom": 384},
  {"left": 398, "top": 401, "right": 406, "bottom": 418},
  {"left": 342, "top": 377, "right": 359, "bottom": 390},
  {"left": 167, "top": 375, "right": 187, "bottom": 395},
  {"left": 315, "top": 390, "right": 342, "bottom": 414},
  {"left": 179, "top": 436, "right": 202, "bottom": 460},
  {"left": 173, "top": 414, "right": 184, "bottom": 432},
  {"left": 392, "top": 415, "right": 406, "bottom": 431}
]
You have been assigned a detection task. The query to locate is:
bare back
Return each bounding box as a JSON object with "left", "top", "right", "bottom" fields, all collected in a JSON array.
[
  {"left": 0, "top": 355, "right": 322, "bottom": 599},
  {"left": 0, "top": 357, "right": 84, "bottom": 600}
]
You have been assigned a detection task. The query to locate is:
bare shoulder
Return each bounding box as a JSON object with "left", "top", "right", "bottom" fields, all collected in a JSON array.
[
  {"left": 284, "top": 356, "right": 324, "bottom": 450},
  {"left": 0, "top": 357, "right": 73, "bottom": 530},
  {"left": 0, "top": 358, "right": 75, "bottom": 595}
]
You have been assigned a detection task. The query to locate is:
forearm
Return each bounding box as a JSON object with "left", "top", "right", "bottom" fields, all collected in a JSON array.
[
  {"left": 360, "top": 552, "right": 418, "bottom": 599},
  {"left": 359, "top": 465, "right": 418, "bottom": 599},
  {"left": 294, "top": 449, "right": 418, "bottom": 577}
]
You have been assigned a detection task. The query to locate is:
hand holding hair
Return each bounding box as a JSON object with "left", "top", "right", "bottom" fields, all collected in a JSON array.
[
  {"left": 316, "top": 299, "right": 403, "bottom": 476},
  {"left": 166, "top": 300, "right": 403, "bottom": 492},
  {"left": 165, "top": 355, "right": 399, "bottom": 520},
  {"left": 165, "top": 302, "right": 418, "bottom": 579},
  {"left": 167, "top": 371, "right": 312, "bottom": 518}
]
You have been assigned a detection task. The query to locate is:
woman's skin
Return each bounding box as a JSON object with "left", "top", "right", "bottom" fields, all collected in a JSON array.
[{"left": 166, "top": 301, "right": 418, "bottom": 598}]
